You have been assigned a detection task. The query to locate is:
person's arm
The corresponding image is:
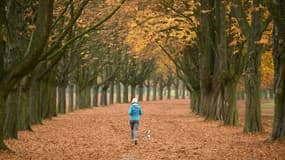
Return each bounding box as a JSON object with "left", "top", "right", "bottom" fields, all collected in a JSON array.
[
  {"left": 128, "top": 106, "right": 132, "bottom": 115},
  {"left": 139, "top": 106, "right": 143, "bottom": 115}
]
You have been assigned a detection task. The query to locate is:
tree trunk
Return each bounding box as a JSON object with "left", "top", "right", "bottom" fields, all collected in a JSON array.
[
  {"left": 146, "top": 80, "right": 150, "bottom": 101},
  {"left": 29, "top": 79, "right": 41, "bottom": 124},
  {"left": 100, "top": 85, "right": 108, "bottom": 106},
  {"left": 79, "top": 87, "right": 89, "bottom": 108},
  {"left": 58, "top": 85, "right": 66, "bottom": 114},
  {"left": 244, "top": 45, "right": 263, "bottom": 132},
  {"left": 232, "top": 0, "right": 263, "bottom": 132},
  {"left": 175, "top": 79, "right": 179, "bottom": 99},
  {"left": 78, "top": 87, "right": 85, "bottom": 108},
  {"left": 203, "top": 91, "right": 218, "bottom": 119},
  {"left": 75, "top": 85, "right": 79, "bottom": 109},
  {"left": 40, "top": 80, "right": 49, "bottom": 118},
  {"left": 271, "top": 23, "right": 285, "bottom": 140},
  {"left": 182, "top": 84, "right": 186, "bottom": 99},
  {"left": 138, "top": 84, "right": 143, "bottom": 101},
  {"left": 159, "top": 81, "right": 164, "bottom": 100},
  {"left": 87, "top": 86, "right": 91, "bottom": 107},
  {"left": 131, "top": 85, "right": 136, "bottom": 99},
  {"left": 190, "top": 91, "right": 201, "bottom": 114},
  {"left": 152, "top": 83, "right": 157, "bottom": 101},
  {"left": 224, "top": 81, "right": 239, "bottom": 126},
  {"left": 0, "top": 89, "right": 9, "bottom": 149},
  {"left": 4, "top": 91, "right": 18, "bottom": 139},
  {"left": 199, "top": 0, "right": 214, "bottom": 118},
  {"left": 116, "top": 81, "right": 121, "bottom": 103},
  {"left": 167, "top": 85, "right": 171, "bottom": 100},
  {"left": 93, "top": 86, "right": 99, "bottom": 107},
  {"left": 48, "top": 82, "right": 57, "bottom": 118},
  {"left": 109, "top": 82, "right": 114, "bottom": 104},
  {"left": 123, "top": 83, "right": 128, "bottom": 103},
  {"left": 18, "top": 86, "right": 32, "bottom": 131},
  {"left": 68, "top": 85, "right": 74, "bottom": 112},
  {"left": 0, "top": 0, "right": 53, "bottom": 149},
  {"left": 0, "top": 0, "right": 4, "bottom": 78}
]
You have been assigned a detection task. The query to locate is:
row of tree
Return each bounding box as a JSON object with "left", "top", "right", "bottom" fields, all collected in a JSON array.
[
  {"left": 0, "top": 0, "right": 132, "bottom": 151},
  {"left": 128, "top": 0, "right": 284, "bottom": 140},
  {"left": 0, "top": 0, "right": 282, "bottom": 151},
  {"left": 0, "top": 0, "right": 191, "bottom": 150}
]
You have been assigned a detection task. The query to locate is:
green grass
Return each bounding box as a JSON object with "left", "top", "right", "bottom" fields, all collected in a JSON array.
[{"left": 261, "top": 101, "right": 274, "bottom": 108}]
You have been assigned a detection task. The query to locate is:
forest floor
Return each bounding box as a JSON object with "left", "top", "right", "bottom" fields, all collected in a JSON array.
[{"left": 1, "top": 99, "right": 285, "bottom": 160}]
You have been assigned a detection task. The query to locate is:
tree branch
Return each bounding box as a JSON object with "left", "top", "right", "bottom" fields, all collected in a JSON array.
[
  {"left": 155, "top": 40, "right": 183, "bottom": 71},
  {"left": 51, "top": 0, "right": 73, "bottom": 30},
  {"left": 160, "top": 0, "right": 195, "bottom": 26},
  {"left": 42, "top": 0, "right": 90, "bottom": 60},
  {"left": 46, "top": 0, "right": 126, "bottom": 61},
  {"left": 231, "top": 0, "right": 251, "bottom": 39},
  {"left": 257, "top": 16, "right": 272, "bottom": 40},
  {"left": 4, "top": 0, "right": 54, "bottom": 93}
]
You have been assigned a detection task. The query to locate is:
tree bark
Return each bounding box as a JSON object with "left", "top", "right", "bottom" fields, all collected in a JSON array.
[
  {"left": 123, "top": 83, "right": 128, "bottom": 103},
  {"left": 182, "top": 83, "right": 186, "bottom": 99},
  {"left": 224, "top": 81, "right": 239, "bottom": 126},
  {"left": 243, "top": 46, "right": 263, "bottom": 132},
  {"left": 0, "top": 90, "right": 8, "bottom": 149},
  {"left": 40, "top": 80, "right": 49, "bottom": 119},
  {"left": 232, "top": 0, "right": 264, "bottom": 132},
  {"left": 174, "top": 79, "right": 179, "bottom": 99},
  {"left": 146, "top": 80, "right": 150, "bottom": 101},
  {"left": 159, "top": 81, "right": 164, "bottom": 100},
  {"left": 138, "top": 84, "right": 144, "bottom": 101},
  {"left": 4, "top": 91, "right": 18, "bottom": 139},
  {"left": 0, "top": 0, "right": 5, "bottom": 80},
  {"left": 58, "top": 85, "right": 66, "bottom": 114},
  {"left": 166, "top": 85, "right": 171, "bottom": 100},
  {"left": 93, "top": 86, "right": 99, "bottom": 107},
  {"left": 75, "top": 85, "right": 79, "bottom": 109},
  {"left": 29, "top": 79, "right": 41, "bottom": 124},
  {"left": 100, "top": 85, "right": 108, "bottom": 106},
  {"left": 18, "top": 85, "right": 32, "bottom": 131},
  {"left": 109, "top": 82, "right": 114, "bottom": 104},
  {"left": 198, "top": 0, "right": 215, "bottom": 117},
  {"left": 68, "top": 85, "right": 74, "bottom": 112},
  {"left": 190, "top": 91, "right": 201, "bottom": 114},
  {"left": 131, "top": 85, "right": 136, "bottom": 100},
  {"left": 116, "top": 81, "right": 121, "bottom": 103},
  {"left": 152, "top": 83, "right": 157, "bottom": 101},
  {"left": 48, "top": 82, "right": 57, "bottom": 118},
  {"left": 271, "top": 22, "right": 285, "bottom": 140},
  {"left": 79, "top": 87, "right": 90, "bottom": 108}
]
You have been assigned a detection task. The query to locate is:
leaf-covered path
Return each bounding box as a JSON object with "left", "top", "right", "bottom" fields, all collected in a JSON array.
[{"left": 1, "top": 99, "right": 285, "bottom": 160}]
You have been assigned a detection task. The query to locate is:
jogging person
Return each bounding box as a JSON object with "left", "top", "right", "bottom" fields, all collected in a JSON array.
[{"left": 128, "top": 98, "right": 143, "bottom": 145}]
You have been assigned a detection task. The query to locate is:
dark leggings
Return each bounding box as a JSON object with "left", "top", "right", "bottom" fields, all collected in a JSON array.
[{"left": 130, "top": 120, "right": 139, "bottom": 140}]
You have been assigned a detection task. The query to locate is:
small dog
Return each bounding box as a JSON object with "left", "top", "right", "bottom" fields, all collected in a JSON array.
[{"left": 145, "top": 130, "right": 151, "bottom": 141}]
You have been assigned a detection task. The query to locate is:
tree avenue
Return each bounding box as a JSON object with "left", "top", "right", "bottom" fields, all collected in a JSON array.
[
  {"left": 125, "top": 0, "right": 280, "bottom": 137},
  {"left": 0, "top": 0, "right": 125, "bottom": 150},
  {"left": 0, "top": 0, "right": 283, "bottom": 152}
]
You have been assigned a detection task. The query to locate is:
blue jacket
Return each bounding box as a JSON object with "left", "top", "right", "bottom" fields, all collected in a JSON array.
[{"left": 128, "top": 103, "right": 143, "bottom": 121}]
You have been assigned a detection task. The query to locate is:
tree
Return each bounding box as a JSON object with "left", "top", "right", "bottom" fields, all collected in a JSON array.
[
  {"left": 0, "top": 0, "right": 54, "bottom": 150},
  {"left": 0, "top": 0, "right": 126, "bottom": 150},
  {"left": 265, "top": 1, "right": 285, "bottom": 140},
  {"left": 232, "top": 0, "right": 271, "bottom": 132}
]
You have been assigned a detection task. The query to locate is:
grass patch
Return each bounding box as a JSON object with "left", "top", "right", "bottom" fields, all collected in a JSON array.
[{"left": 261, "top": 101, "right": 274, "bottom": 108}]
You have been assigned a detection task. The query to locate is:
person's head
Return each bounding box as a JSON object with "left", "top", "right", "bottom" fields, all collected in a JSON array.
[{"left": 131, "top": 98, "right": 138, "bottom": 104}]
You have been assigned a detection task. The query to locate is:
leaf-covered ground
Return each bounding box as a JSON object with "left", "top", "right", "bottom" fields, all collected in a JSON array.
[{"left": 1, "top": 99, "right": 285, "bottom": 160}]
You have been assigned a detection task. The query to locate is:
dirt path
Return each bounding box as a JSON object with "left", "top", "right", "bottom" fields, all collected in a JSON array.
[{"left": 1, "top": 99, "right": 285, "bottom": 160}]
